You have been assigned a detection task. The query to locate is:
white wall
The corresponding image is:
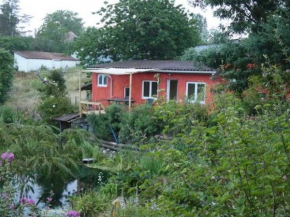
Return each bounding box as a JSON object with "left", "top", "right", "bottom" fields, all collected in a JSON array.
[{"left": 14, "top": 53, "right": 78, "bottom": 72}]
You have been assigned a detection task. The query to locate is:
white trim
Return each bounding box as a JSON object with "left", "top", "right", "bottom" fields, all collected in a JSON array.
[
  {"left": 186, "top": 82, "right": 206, "bottom": 104},
  {"left": 167, "top": 79, "right": 179, "bottom": 102},
  {"left": 142, "top": 80, "right": 158, "bottom": 99},
  {"left": 85, "top": 68, "right": 154, "bottom": 75},
  {"left": 98, "top": 74, "right": 108, "bottom": 87}
]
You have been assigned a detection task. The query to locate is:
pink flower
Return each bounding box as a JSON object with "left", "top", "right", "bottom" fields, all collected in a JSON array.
[
  {"left": 29, "top": 199, "right": 35, "bottom": 205},
  {"left": 1, "top": 152, "right": 15, "bottom": 162},
  {"left": 47, "top": 197, "right": 52, "bottom": 202},
  {"left": 283, "top": 175, "right": 287, "bottom": 181},
  {"left": 1, "top": 153, "right": 9, "bottom": 160},
  {"left": 21, "top": 198, "right": 27, "bottom": 204},
  {"left": 66, "top": 210, "right": 81, "bottom": 217},
  {"left": 8, "top": 153, "right": 14, "bottom": 162}
]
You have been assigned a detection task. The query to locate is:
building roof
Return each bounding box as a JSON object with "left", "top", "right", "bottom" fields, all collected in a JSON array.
[
  {"left": 87, "top": 60, "right": 215, "bottom": 73},
  {"left": 15, "top": 51, "right": 78, "bottom": 61}
]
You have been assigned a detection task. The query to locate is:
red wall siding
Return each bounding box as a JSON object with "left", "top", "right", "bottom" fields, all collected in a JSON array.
[{"left": 92, "top": 72, "right": 217, "bottom": 106}]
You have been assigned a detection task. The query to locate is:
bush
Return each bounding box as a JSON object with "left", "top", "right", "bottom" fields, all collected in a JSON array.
[
  {"left": 39, "top": 70, "right": 67, "bottom": 98},
  {"left": 119, "top": 104, "right": 160, "bottom": 144},
  {"left": 0, "top": 49, "right": 14, "bottom": 104},
  {"left": 0, "top": 106, "right": 15, "bottom": 123},
  {"left": 38, "top": 96, "right": 75, "bottom": 122}
]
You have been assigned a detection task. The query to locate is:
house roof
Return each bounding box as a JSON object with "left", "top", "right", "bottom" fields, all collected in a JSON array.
[
  {"left": 15, "top": 51, "right": 78, "bottom": 61},
  {"left": 87, "top": 60, "right": 215, "bottom": 73}
]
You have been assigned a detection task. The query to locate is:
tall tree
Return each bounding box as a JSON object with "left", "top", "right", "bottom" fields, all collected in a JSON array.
[
  {"left": 188, "top": 0, "right": 289, "bottom": 33},
  {"left": 36, "top": 10, "right": 84, "bottom": 52},
  {"left": 91, "top": 0, "right": 202, "bottom": 61},
  {"left": 0, "top": 0, "right": 31, "bottom": 36},
  {"left": 0, "top": 49, "right": 14, "bottom": 104}
]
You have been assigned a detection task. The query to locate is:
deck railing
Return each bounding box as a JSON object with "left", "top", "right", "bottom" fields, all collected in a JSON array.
[{"left": 80, "top": 101, "right": 106, "bottom": 116}]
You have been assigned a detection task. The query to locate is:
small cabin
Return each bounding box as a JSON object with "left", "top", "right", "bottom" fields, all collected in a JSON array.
[{"left": 80, "top": 60, "right": 217, "bottom": 115}]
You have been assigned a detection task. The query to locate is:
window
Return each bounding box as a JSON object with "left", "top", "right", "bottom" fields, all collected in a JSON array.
[
  {"left": 143, "top": 81, "right": 158, "bottom": 99},
  {"left": 98, "top": 74, "right": 108, "bottom": 87},
  {"left": 186, "top": 82, "right": 206, "bottom": 103},
  {"left": 124, "top": 87, "right": 130, "bottom": 98}
]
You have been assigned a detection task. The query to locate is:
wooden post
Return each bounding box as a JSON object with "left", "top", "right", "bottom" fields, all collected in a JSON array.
[
  {"left": 79, "top": 70, "right": 82, "bottom": 118},
  {"left": 129, "top": 73, "right": 133, "bottom": 113}
]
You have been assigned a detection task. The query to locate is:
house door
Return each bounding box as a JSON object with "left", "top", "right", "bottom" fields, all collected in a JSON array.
[{"left": 167, "top": 80, "right": 178, "bottom": 101}]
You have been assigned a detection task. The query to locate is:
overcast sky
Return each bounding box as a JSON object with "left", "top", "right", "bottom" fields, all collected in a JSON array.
[{"left": 2, "top": 0, "right": 227, "bottom": 35}]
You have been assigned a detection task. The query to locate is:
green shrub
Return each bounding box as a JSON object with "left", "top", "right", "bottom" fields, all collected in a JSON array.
[
  {"left": 39, "top": 70, "right": 67, "bottom": 98},
  {"left": 38, "top": 96, "right": 75, "bottom": 122},
  {"left": 0, "top": 106, "right": 15, "bottom": 123},
  {"left": 87, "top": 103, "right": 125, "bottom": 141},
  {"left": 119, "top": 104, "right": 160, "bottom": 144}
]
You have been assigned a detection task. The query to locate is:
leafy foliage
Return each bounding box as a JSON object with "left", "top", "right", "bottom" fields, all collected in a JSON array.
[
  {"left": 0, "top": 0, "right": 31, "bottom": 36},
  {"left": 0, "top": 36, "right": 34, "bottom": 53},
  {"left": 37, "top": 10, "right": 84, "bottom": 52},
  {"left": 75, "top": 0, "right": 203, "bottom": 64},
  {"left": 188, "top": 0, "right": 289, "bottom": 33},
  {"left": 0, "top": 49, "right": 14, "bottom": 104},
  {"left": 37, "top": 70, "right": 75, "bottom": 122}
]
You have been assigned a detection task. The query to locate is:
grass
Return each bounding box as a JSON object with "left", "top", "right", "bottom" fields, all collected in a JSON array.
[{"left": 5, "top": 67, "right": 90, "bottom": 111}]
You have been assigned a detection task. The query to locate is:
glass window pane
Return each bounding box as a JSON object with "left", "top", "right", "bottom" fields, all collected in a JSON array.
[
  {"left": 143, "top": 82, "right": 150, "bottom": 97},
  {"left": 151, "top": 82, "right": 157, "bottom": 97},
  {"left": 187, "top": 83, "right": 196, "bottom": 100},
  {"left": 103, "top": 75, "right": 108, "bottom": 85},
  {"left": 125, "top": 87, "right": 130, "bottom": 97},
  {"left": 98, "top": 75, "right": 102, "bottom": 85},
  {"left": 197, "top": 84, "right": 205, "bottom": 101}
]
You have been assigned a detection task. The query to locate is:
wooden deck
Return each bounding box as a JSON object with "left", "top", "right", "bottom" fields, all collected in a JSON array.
[{"left": 80, "top": 101, "right": 106, "bottom": 116}]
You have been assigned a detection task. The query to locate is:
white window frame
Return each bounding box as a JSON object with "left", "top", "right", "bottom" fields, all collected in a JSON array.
[
  {"left": 142, "top": 80, "right": 158, "bottom": 99},
  {"left": 186, "top": 82, "right": 206, "bottom": 104},
  {"left": 98, "top": 74, "right": 108, "bottom": 87}
]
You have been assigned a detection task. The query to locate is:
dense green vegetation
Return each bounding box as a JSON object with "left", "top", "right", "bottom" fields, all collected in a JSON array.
[
  {"left": 0, "top": 49, "right": 14, "bottom": 104},
  {"left": 74, "top": 0, "right": 205, "bottom": 64},
  {"left": 2, "top": 0, "right": 290, "bottom": 216},
  {"left": 71, "top": 61, "right": 290, "bottom": 216}
]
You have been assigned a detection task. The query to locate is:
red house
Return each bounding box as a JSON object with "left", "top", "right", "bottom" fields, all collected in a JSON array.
[{"left": 81, "top": 60, "right": 217, "bottom": 114}]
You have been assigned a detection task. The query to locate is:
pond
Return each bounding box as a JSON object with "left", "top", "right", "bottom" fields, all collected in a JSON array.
[{"left": 18, "top": 166, "right": 109, "bottom": 209}]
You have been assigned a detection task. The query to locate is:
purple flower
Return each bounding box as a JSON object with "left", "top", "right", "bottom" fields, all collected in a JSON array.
[
  {"left": 1, "top": 152, "right": 9, "bottom": 160},
  {"left": 21, "top": 198, "right": 27, "bottom": 204},
  {"left": 8, "top": 153, "right": 14, "bottom": 162},
  {"left": 47, "top": 197, "right": 52, "bottom": 202},
  {"left": 1, "top": 152, "right": 15, "bottom": 162},
  {"left": 283, "top": 175, "right": 287, "bottom": 181},
  {"left": 66, "top": 210, "right": 81, "bottom": 217},
  {"left": 28, "top": 199, "right": 35, "bottom": 205}
]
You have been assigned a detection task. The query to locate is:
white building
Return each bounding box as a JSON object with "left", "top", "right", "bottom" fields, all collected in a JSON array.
[{"left": 14, "top": 51, "right": 79, "bottom": 72}]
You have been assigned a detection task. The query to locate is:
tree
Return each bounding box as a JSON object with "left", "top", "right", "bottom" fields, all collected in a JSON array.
[
  {"left": 188, "top": 0, "right": 289, "bottom": 33},
  {"left": 37, "top": 10, "right": 84, "bottom": 52},
  {"left": 0, "top": 0, "right": 31, "bottom": 36},
  {"left": 72, "top": 27, "right": 109, "bottom": 65},
  {"left": 90, "top": 0, "right": 202, "bottom": 61},
  {"left": 0, "top": 49, "right": 14, "bottom": 104},
  {"left": 0, "top": 36, "right": 34, "bottom": 52}
]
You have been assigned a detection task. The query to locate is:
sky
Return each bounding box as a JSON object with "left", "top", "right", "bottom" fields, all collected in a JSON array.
[{"left": 4, "top": 0, "right": 227, "bottom": 35}]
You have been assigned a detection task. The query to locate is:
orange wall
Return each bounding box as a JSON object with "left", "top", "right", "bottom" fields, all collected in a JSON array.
[{"left": 92, "top": 72, "right": 217, "bottom": 106}]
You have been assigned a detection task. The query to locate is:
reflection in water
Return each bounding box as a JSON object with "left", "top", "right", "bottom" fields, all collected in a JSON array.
[{"left": 21, "top": 166, "right": 109, "bottom": 209}]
